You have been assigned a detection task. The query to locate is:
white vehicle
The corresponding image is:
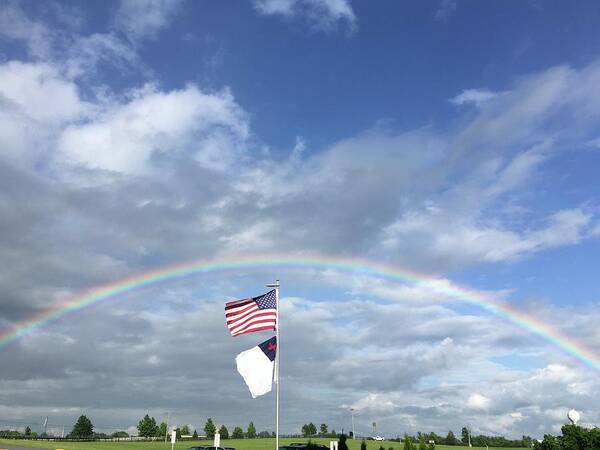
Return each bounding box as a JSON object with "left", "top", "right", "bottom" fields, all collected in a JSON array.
[{"left": 373, "top": 436, "right": 384, "bottom": 441}]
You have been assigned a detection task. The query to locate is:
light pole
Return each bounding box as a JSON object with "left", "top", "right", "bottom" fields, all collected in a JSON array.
[{"left": 349, "top": 408, "right": 356, "bottom": 439}]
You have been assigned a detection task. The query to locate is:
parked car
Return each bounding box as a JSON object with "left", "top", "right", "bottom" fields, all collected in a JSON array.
[
  {"left": 279, "top": 445, "right": 329, "bottom": 450},
  {"left": 187, "top": 446, "right": 208, "bottom": 450}
]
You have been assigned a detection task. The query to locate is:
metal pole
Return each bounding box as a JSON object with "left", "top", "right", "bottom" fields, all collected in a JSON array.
[
  {"left": 350, "top": 409, "right": 355, "bottom": 439},
  {"left": 267, "top": 280, "right": 281, "bottom": 450}
]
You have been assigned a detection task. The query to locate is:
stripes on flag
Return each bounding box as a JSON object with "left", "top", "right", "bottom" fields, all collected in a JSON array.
[{"left": 225, "top": 289, "right": 277, "bottom": 337}]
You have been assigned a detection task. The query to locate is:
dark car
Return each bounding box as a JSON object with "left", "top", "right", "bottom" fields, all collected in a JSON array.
[
  {"left": 187, "top": 447, "right": 208, "bottom": 450},
  {"left": 280, "top": 445, "right": 329, "bottom": 450}
]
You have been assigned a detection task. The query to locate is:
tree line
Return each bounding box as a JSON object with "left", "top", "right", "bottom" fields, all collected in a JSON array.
[
  {"left": 388, "top": 428, "right": 534, "bottom": 448},
  {"left": 300, "top": 422, "right": 337, "bottom": 437},
  {"left": 7, "top": 414, "right": 571, "bottom": 448},
  {"left": 533, "top": 424, "right": 600, "bottom": 449},
  {"left": 137, "top": 415, "right": 267, "bottom": 440}
]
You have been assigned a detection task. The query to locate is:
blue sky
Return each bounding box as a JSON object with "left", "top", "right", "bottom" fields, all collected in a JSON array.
[{"left": 1, "top": 0, "right": 600, "bottom": 440}]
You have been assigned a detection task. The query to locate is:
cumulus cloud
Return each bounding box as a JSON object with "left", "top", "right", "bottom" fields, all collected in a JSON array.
[{"left": 58, "top": 84, "right": 248, "bottom": 174}]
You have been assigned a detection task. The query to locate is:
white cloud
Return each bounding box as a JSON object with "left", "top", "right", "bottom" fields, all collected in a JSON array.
[
  {"left": 435, "top": 0, "right": 457, "bottom": 22},
  {"left": 467, "top": 393, "right": 492, "bottom": 410},
  {"left": 65, "top": 33, "right": 142, "bottom": 79},
  {"left": 450, "top": 88, "right": 499, "bottom": 107},
  {"left": 58, "top": 84, "right": 248, "bottom": 174},
  {"left": 114, "top": 0, "right": 184, "bottom": 40},
  {"left": 254, "top": 0, "right": 356, "bottom": 31},
  {"left": 0, "top": 61, "right": 90, "bottom": 166},
  {"left": 0, "top": 61, "right": 85, "bottom": 124},
  {"left": 0, "top": 2, "right": 54, "bottom": 59},
  {"left": 379, "top": 207, "right": 594, "bottom": 265}
]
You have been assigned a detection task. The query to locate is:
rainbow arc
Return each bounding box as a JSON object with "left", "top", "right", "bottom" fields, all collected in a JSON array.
[{"left": 1, "top": 253, "right": 598, "bottom": 372}]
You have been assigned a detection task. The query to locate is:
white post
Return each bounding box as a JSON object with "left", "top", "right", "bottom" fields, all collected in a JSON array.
[{"left": 267, "top": 280, "right": 281, "bottom": 450}]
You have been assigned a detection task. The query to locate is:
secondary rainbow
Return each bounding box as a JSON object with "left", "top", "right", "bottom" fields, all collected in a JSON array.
[{"left": 1, "top": 253, "right": 598, "bottom": 372}]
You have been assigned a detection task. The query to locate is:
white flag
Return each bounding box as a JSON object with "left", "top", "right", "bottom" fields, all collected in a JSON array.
[{"left": 235, "top": 336, "right": 277, "bottom": 398}]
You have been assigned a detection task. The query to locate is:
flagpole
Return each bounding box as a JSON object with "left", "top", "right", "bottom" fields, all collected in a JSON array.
[{"left": 267, "top": 280, "right": 280, "bottom": 450}]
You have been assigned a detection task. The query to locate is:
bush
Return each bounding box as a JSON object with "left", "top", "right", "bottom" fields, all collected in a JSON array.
[
  {"left": 338, "top": 434, "right": 349, "bottom": 450},
  {"left": 403, "top": 433, "right": 413, "bottom": 450}
]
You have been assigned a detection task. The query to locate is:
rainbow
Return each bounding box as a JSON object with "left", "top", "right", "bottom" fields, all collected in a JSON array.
[{"left": 1, "top": 253, "right": 598, "bottom": 372}]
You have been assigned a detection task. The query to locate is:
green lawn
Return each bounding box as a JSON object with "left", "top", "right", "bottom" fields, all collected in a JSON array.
[{"left": 0, "top": 438, "right": 524, "bottom": 450}]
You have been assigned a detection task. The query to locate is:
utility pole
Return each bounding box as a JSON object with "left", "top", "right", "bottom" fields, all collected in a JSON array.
[{"left": 350, "top": 408, "right": 356, "bottom": 439}]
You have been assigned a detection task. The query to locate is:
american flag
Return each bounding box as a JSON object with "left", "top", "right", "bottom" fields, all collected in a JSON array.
[{"left": 225, "top": 290, "right": 277, "bottom": 337}]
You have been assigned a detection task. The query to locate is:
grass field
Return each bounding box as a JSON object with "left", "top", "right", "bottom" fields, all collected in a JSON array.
[{"left": 0, "top": 438, "right": 524, "bottom": 450}]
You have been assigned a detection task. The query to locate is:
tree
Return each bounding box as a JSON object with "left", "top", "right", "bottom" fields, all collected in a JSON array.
[
  {"left": 176, "top": 428, "right": 181, "bottom": 439},
  {"left": 361, "top": 440, "right": 367, "bottom": 450},
  {"left": 427, "top": 442, "right": 435, "bottom": 450},
  {"left": 533, "top": 424, "right": 600, "bottom": 450},
  {"left": 193, "top": 430, "right": 198, "bottom": 439},
  {"left": 137, "top": 415, "right": 158, "bottom": 438},
  {"left": 232, "top": 426, "right": 244, "bottom": 439},
  {"left": 338, "top": 434, "right": 349, "bottom": 450},
  {"left": 204, "top": 418, "right": 216, "bottom": 439},
  {"left": 418, "top": 437, "right": 427, "bottom": 450},
  {"left": 445, "top": 431, "right": 457, "bottom": 446},
  {"left": 308, "top": 423, "right": 317, "bottom": 436},
  {"left": 534, "top": 435, "right": 559, "bottom": 450},
  {"left": 71, "top": 415, "right": 94, "bottom": 438},
  {"left": 219, "top": 425, "right": 229, "bottom": 439},
  {"left": 461, "top": 428, "right": 469, "bottom": 445},
  {"left": 112, "top": 431, "right": 129, "bottom": 438},
  {"left": 247, "top": 422, "right": 256, "bottom": 439},
  {"left": 302, "top": 424, "right": 310, "bottom": 437},
  {"left": 25, "top": 426, "right": 31, "bottom": 436},
  {"left": 157, "top": 422, "right": 167, "bottom": 438},
  {"left": 403, "top": 433, "right": 413, "bottom": 450},
  {"left": 181, "top": 425, "right": 191, "bottom": 436},
  {"left": 320, "top": 424, "right": 328, "bottom": 435}
]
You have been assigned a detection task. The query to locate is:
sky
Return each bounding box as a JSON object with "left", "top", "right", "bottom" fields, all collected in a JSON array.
[{"left": 1, "top": 0, "right": 600, "bottom": 441}]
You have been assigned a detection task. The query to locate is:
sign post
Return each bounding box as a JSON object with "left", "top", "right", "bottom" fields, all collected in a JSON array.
[
  {"left": 214, "top": 432, "right": 220, "bottom": 448},
  {"left": 171, "top": 429, "right": 176, "bottom": 450}
]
